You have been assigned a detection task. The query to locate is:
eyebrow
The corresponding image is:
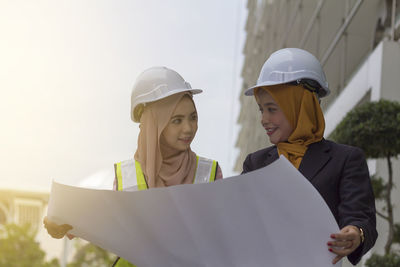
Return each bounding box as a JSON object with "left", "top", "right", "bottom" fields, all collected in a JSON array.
[
  {"left": 259, "top": 102, "right": 278, "bottom": 107},
  {"left": 170, "top": 111, "right": 197, "bottom": 119}
]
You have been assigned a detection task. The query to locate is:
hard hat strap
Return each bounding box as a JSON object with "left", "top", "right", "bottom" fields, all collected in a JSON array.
[{"left": 289, "top": 79, "right": 320, "bottom": 98}]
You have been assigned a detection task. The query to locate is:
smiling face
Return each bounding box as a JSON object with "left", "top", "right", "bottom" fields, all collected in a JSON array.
[
  {"left": 160, "top": 95, "right": 198, "bottom": 152},
  {"left": 256, "top": 89, "right": 293, "bottom": 145}
]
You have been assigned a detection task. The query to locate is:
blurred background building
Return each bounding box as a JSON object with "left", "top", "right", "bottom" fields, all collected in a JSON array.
[
  {"left": 0, "top": 190, "right": 68, "bottom": 266},
  {"left": 0, "top": 189, "right": 47, "bottom": 229},
  {"left": 235, "top": 0, "right": 400, "bottom": 266}
]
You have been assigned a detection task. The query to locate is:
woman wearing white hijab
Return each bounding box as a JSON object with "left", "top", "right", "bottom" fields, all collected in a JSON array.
[{"left": 115, "top": 66, "right": 222, "bottom": 192}]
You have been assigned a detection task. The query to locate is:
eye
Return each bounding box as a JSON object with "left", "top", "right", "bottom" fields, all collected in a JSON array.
[
  {"left": 258, "top": 107, "right": 263, "bottom": 114},
  {"left": 268, "top": 107, "right": 277, "bottom": 113},
  {"left": 171, "top": 118, "right": 182, "bottom": 124},
  {"left": 191, "top": 114, "right": 198, "bottom": 121}
]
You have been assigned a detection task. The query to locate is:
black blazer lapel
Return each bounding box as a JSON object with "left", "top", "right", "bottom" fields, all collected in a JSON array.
[
  {"left": 263, "top": 146, "right": 279, "bottom": 167},
  {"left": 298, "top": 140, "right": 331, "bottom": 182}
]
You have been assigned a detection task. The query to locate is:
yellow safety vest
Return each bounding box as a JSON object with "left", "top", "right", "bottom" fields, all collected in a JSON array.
[
  {"left": 114, "top": 156, "right": 217, "bottom": 191},
  {"left": 112, "top": 156, "right": 218, "bottom": 267}
]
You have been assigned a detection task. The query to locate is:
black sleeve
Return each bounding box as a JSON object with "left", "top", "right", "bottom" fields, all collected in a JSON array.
[
  {"left": 337, "top": 147, "right": 378, "bottom": 265},
  {"left": 241, "top": 153, "right": 253, "bottom": 174}
]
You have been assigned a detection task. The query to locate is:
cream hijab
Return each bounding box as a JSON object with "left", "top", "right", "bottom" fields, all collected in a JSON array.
[{"left": 134, "top": 92, "right": 197, "bottom": 188}]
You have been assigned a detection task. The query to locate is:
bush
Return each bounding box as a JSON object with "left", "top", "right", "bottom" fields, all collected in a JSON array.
[
  {"left": 0, "top": 223, "right": 59, "bottom": 267},
  {"left": 365, "top": 253, "right": 400, "bottom": 267}
]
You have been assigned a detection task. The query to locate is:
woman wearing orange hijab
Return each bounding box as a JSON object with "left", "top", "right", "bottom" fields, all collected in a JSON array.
[
  {"left": 44, "top": 66, "right": 222, "bottom": 266},
  {"left": 241, "top": 48, "right": 377, "bottom": 265}
]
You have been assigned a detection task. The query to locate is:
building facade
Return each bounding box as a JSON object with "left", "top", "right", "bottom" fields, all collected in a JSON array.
[
  {"left": 0, "top": 189, "right": 48, "bottom": 230},
  {"left": 235, "top": 0, "right": 400, "bottom": 266},
  {"left": 0, "top": 189, "right": 69, "bottom": 265}
]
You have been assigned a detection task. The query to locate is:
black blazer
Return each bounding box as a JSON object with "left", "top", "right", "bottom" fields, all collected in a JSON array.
[{"left": 242, "top": 139, "right": 377, "bottom": 265}]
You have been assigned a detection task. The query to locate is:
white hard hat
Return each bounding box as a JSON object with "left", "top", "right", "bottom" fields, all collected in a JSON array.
[
  {"left": 245, "top": 48, "right": 330, "bottom": 98},
  {"left": 131, "top": 66, "right": 202, "bottom": 122}
]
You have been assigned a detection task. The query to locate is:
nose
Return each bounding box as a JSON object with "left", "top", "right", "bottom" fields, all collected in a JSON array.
[
  {"left": 261, "top": 111, "right": 270, "bottom": 126},
  {"left": 182, "top": 120, "right": 194, "bottom": 134}
]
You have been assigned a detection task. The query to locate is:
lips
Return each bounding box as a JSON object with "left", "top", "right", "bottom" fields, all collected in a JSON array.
[
  {"left": 178, "top": 137, "right": 193, "bottom": 143},
  {"left": 265, "top": 127, "right": 277, "bottom": 136}
]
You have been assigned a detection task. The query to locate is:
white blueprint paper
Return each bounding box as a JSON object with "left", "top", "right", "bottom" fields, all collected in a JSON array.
[{"left": 47, "top": 156, "right": 341, "bottom": 267}]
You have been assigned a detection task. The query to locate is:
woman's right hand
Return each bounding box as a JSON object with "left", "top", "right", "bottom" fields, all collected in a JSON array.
[{"left": 43, "top": 216, "right": 74, "bottom": 239}]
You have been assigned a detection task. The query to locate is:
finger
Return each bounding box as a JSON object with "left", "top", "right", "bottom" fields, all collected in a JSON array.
[
  {"left": 61, "top": 224, "right": 73, "bottom": 232},
  {"left": 49, "top": 231, "right": 67, "bottom": 239},
  {"left": 66, "top": 233, "right": 75, "bottom": 240},
  {"left": 330, "top": 227, "right": 350, "bottom": 237},
  {"left": 332, "top": 232, "right": 357, "bottom": 241},
  {"left": 44, "top": 218, "right": 60, "bottom": 229},
  {"left": 345, "top": 240, "right": 354, "bottom": 249},
  {"left": 44, "top": 220, "right": 73, "bottom": 239},
  {"left": 332, "top": 255, "right": 343, "bottom": 264},
  {"left": 331, "top": 225, "right": 355, "bottom": 236},
  {"left": 340, "top": 225, "right": 353, "bottom": 232},
  {"left": 329, "top": 246, "right": 352, "bottom": 257},
  {"left": 45, "top": 218, "right": 72, "bottom": 232},
  {"left": 328, "top": 240, "right": 353, "bottom": 248},
  {"left": 43, "top": 216, "right": 50, "bottom": 228},
  {"left": 50, "top": 228, "right": 70, "bottom": 239},
  {"left": 54, "top": 224, "right": 73, "bottom": 238}
]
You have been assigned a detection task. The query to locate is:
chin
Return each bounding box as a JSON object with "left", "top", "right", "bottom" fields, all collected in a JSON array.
[
  {"left": 269, "top": 139, "right": 278, "bottom": 145},
  {"left": 174, "top": 145, "right": 190, "bottom": 152}
]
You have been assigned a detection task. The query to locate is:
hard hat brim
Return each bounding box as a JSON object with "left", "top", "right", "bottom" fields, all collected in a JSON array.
[
  {"left": 136, "top": 88, "right": 203, "bottom": 104},
  {"left": 245, "top": 48, "right": 330, "bottom": 98},
  {"left": 244, "top": 81, "right": 329, "bottom": 98},
  {"left": 244, "top": 81, "right": 297, "bottom": 96},
  {"left": 131, "top": 88, "right": 202, "bottom": 122}
]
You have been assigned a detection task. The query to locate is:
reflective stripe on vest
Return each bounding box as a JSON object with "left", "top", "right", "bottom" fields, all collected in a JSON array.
[{"left": 114, "top": 156, "right": 217, "bottom": 191}]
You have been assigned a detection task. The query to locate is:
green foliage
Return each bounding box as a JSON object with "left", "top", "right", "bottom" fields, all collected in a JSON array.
[
  {"left": 0, "top": 223, "right": 60, "bottom": 267},
  {"left": 394, "top": 223, "right": 400, "bottom": 244},
  {"left": 332, "top": 99, "right": 400, "bottom": 258},
  {"left": 114, "top": 257, "right": 137, "bottom": 266},
  {"left": 370, "top": 174, "right": 387, "bottom": 200},
  {"left": 67, "top": 241, "right": 116, "bottom": 267},
  {"left": 365, "top": 253, "right": 400, "bottom": 267},
  {"left": 330, "top": 99, "right": 400, "bottom": 158},
  {"left": 67, "top": 240, "right": 137, "bottom": 266}
]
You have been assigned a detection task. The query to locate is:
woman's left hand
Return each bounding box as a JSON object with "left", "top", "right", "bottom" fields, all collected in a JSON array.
[{"left": 328, "top": 225, "right": 361, "bottom": 264}]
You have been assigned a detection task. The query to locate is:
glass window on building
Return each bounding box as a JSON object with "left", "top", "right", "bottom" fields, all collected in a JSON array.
[{"left": 14, "top": 199, "right": 42, "bottom": 230}]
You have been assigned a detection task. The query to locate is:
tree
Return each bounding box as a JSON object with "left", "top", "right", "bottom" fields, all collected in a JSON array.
[
  {"left": 67, "top": 239, "right": 137, "bottom": 266},
  {"left": 67, "top": 241, "right": 117, "bottom": 267},
  {"left": 0, "top": 223, "right": 60, "bottom": 267},
  {"left": 330, "top": 99, "right": 400, "bottom": 256},
  {"left": 364, "top": 253, "right": 400, "bottom": 267}
]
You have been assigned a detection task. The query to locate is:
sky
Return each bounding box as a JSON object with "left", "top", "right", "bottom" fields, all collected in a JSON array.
[{"left": 0, "top": 0, "right": 247, "bottom": 192}]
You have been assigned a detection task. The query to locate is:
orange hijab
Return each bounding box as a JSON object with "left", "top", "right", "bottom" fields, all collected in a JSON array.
[
  {"left": 134, "top": 92, "right": 197, "bottom": 188},
  {"left": 260, "top": 84, "right": 325, "bottom": 169}
]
